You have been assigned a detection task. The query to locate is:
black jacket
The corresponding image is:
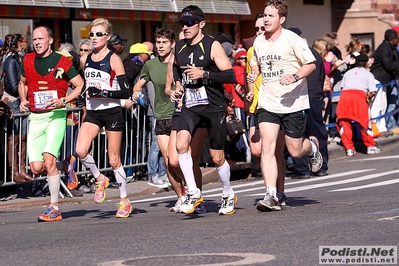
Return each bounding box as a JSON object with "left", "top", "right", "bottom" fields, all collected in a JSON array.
[
  {"left": 124, "top": 58, "right": 143, "bottom": 87},
  {"left": 3, "top": 54, "right": 21, "bottom": 97},
  {"left": 307, "top": 48, "right": 325, "bottom": 99},
  {"left": 370, "top": 40, "right": 399, "bottom": 84}
]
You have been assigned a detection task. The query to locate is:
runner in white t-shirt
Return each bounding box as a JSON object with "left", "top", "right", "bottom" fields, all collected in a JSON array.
[{"left": 247, "top": 0, "right": 322, "bottom": 212}]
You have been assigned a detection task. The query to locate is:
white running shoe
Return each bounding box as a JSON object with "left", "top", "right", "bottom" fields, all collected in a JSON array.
[
  {"left": 170, "top": 197, "right": 183, "bottom": 213},
  {"left": 256, "top": 193, "right": 281, "bottom": 211},
  {"left": 367, "top": 146, "right": 380, "bottom": 155},
  {"left": 346, "top": 149, "right": 356, "bottom": 156},
  {"left": 309, "top": 136, "right": 323, "bottom": 173},
  {"left": 218, "top": 190, "right": 238, "bottom": 215},
  {"left": 180, "top": 189, "right": 203, "bottom": 214}
]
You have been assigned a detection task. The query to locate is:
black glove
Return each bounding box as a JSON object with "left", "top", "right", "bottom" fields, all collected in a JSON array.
[
  {"left": 0, "top": 101, "right": 12, "bottom": 117},
  {"left": 87, "top": 87, "right": 108, "bottom": 98}
]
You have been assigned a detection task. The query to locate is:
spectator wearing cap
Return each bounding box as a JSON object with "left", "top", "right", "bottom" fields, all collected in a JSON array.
[
  {"left": 109, "top": 33, "right": 127, "bottom": 55},
  {"left": 225, "top": 47, "right": 251, "bottom": 162},
  {"left": 122, "top": 43, "right": 153, "bottom": 87},
  {"left": 336, "top": 53, "right": 380, "bottom": 156}
]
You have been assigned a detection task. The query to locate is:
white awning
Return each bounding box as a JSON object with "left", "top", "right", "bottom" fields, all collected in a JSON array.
[
  {"left": 83, "top": 0, "right": 175, "bottom": 11},
  {"left": 82, "top": 0, "right": 250, "bottom": 14},
  {"left": 0, "top": 0, "right": 84, "bottom": 8},
  {"left": 173, "top": 0, "right": 251, "bottom": 15}
]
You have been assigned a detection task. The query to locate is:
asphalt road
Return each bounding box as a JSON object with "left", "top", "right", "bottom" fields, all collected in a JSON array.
[{"left": 0, "top": 143, "right": 399, "bottom": 266}]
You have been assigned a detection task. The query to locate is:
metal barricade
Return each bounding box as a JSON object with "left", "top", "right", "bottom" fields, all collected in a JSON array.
[{"left": 0, "top": 105, "right": 150, "bottom": 188}]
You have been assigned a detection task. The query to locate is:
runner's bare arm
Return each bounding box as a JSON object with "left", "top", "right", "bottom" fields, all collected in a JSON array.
[{"left": 18, "top": 75, "right": 29, "bottom": 113}]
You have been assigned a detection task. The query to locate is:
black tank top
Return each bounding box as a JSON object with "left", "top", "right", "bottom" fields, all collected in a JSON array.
[{"left": 175, "top": 35, "right": 225, "bottom": 112}]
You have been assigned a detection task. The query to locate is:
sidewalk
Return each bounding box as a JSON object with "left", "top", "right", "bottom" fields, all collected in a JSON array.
[{"left": 1, "top": 133, "right": 398, "bottom": 209}]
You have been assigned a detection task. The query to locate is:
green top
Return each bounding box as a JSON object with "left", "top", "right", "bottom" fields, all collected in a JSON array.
[
  {"left": 21, "top": 52, "right": 78, "bottom": 79},
  {"left": 140, "top": 57, "right": 175, "bottom": 120}
]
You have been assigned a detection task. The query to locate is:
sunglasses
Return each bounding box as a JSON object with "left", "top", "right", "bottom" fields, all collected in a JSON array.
[
  {"left": 255, "top": 26, "right": 265, "bottom": 32},
  {"left": 179, "top": 21, "right": 197, "bottom": 28},
  {"left": 237, "top": 57, "right": 247, "bottom": 60},
  {"left": 89, "top": 32, "right": 108, "bottom": 37},
  {"left": 80, "top": 49, "right": 89, "bottom": 52}
]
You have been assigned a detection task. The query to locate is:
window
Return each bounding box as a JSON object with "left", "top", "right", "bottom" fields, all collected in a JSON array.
[{"left": 351, "top": 33, "right": 375, "bottom": 52}]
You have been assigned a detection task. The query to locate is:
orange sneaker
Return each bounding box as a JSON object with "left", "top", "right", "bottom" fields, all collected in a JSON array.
[
  {"left": 116, "top": 200, "right": 133, "bottom": 218},
  {"left": 66, "top": 155, "right": 78, "bottom": 190},
  {"left": 38, "top": 206, "right": 62, "bottom": 222},
  {"left": 93, "top": 175, "right": 109, "bottom": 203}
]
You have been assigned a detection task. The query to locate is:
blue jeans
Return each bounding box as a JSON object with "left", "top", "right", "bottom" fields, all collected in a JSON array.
[
  {"left": 7, "top": 99, "right": 27, "bottom": 135},
  {"left": 147, "top": 117, "right": 166, "bottom": 177},
  {"left": 385, "top": 84, "right": 399, "bottom": 131}
]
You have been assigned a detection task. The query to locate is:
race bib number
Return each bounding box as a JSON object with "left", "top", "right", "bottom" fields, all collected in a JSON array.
[
  {"left": 33, "top": 90, "right": 58, "bottom": 110},
  {"left": 185, "top": 86, "right": 209, "bottom": 108}
]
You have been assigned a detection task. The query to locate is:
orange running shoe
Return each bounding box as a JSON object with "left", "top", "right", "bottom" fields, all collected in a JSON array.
[
  {"left": 66, "top": 155, "right": 78, "bottom": 190},
  {"left": 38, "top": 206, "right": 62, "bottom": 222}
]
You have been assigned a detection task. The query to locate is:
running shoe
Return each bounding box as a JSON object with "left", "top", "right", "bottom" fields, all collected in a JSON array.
[
  {"left": 218, "top": 191, "right": 238, "bottom": 215},
  {"left": 170, "top": 197, "right": 183, "bottom": 213},
  {"left": 276, "top": 191, "right": 288, "bottom": 206},
  {"left": 180, "top": 189, "right": 203, "bottom": 214},
  {"left": 66, "top": 155, "right": 78, "bottom": 190},
  {"left": 367, "top": 146, "right": 381, "bottom": 155},
  {"left": 309, "top": 136, "right": 323, "bottom": 173},
  {"left": 38, "top": 206, "right": 62, "bottom": 222},
  {"left": 159, "top": 174, "right": 171, "bottom": 187},
  {"left": 147, "top": 176, "right": 168, "bottom": 189},
  {"left": 93, "top": 175, "right": 110, "bottom": 203},
  {"left": 346, "top": 149, "right": 356, "bottom": 156},
  {"left": 115, "top": 200, "right": 133, "bottom": 218},
  {"left": 194, "top": 203, "right": 207, "bottom": 214},
  {"left": 256, "top": 193, "right": 281, "bottom": 211}
]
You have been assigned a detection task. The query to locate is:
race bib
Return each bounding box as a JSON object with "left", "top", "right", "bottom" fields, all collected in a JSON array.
[
  {"left": 185, "top": 86, "right": 209, "bottom": 108},
  {"left": 33, "top": 90, "right": 58, "bottom": 110}
]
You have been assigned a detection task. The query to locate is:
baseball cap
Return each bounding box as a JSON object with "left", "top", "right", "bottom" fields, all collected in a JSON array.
[
  {"left": 129, "top": 43, "right": 153, "bottom": 54},
  {"left": 110, "top": 33, "right": 127, "bottom": 45},
  {"left": 178, "top": 11, "right": 204, "bottom": 22},
  {"left": 234, "top": 48, "right": 247, "bottom": 60}
]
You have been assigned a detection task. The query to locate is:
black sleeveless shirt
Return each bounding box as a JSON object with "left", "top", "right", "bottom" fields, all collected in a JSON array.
[{"left": 175, "top": 35, "right": 226, "bottom": 112}]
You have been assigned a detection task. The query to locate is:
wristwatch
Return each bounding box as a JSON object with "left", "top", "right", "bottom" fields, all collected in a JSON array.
[
  {"left": 202, "top": 71, "right": 209, "bottom": 79},
  {"left": 60, "top": 98, "right": 66, "bottom": 107},
  {"left": 293, "top": 73, "right": 300, "bottom": 82}
]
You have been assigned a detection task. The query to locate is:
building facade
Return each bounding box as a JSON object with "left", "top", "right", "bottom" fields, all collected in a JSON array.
[{"left": 1, "top": 1, "right": 398, "bottom": 58}]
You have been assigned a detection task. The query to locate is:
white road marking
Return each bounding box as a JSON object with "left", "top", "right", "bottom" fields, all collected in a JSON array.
[
  {"left": 247, "top": 169, "right": 399, "bottom": 197},
  {"left": 351, "top": 155, "right": 399, "bottom": 162},
  {"left": 330, "top": 178, "right": 399, "bottom": 192},
  {"left": 130, "top": 169, "right": 372, "bottom": 204}
]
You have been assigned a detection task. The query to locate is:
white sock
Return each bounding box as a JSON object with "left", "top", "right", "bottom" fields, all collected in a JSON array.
[
  {"left": 217, "top": 160, "right": 232, "bottom": 196},
  {"left": 47, "top": 174, "right": 61, "bottom": 204},
  {"left": 266, "top": 187, "right": 277, "bottom": 198},
  {"left": 114, "top": 165, "right": 127, "bottom": 198},
  {"left": 80, "top": 154, "right": 101, "bottom": 178},
  {"left": 177, "top": 152, "right": 197, "bottom": 192},
  {"left": 308, "top": 139, "right": 317, "bottom": 156}
]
